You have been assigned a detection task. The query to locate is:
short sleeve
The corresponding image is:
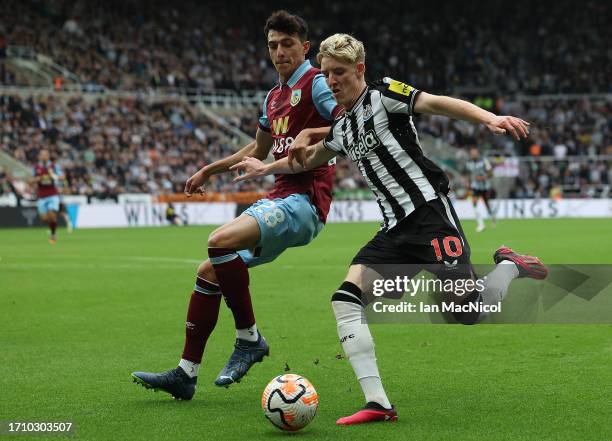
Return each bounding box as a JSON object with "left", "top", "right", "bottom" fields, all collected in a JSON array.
[
  {"left": 377, "top": 77, "right": 421, "bottom": 116},
  {"left": 312, "top": 74, "right": 341, "bottom": 121},
  {"left": 258, "top": 90, "right": 272, "bottom": 132},
  {"left": 322, "top": 117, "right": 345, "bottom": 155}
]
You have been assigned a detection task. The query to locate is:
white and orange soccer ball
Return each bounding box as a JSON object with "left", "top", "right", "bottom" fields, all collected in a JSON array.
[{"left": 261, "top": 374, "right": 318, "bottom": 431}]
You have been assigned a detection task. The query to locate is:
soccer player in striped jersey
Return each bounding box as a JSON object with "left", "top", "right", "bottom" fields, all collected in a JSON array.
[
  {"left": 131, "top": 11, "right": 341, "bottom": 399},
  {"left": 466, "top": 147, "right": 496, "bottom": 232},
  {"left": 232, "top": 33, "right": 547, "bottom": 426}
]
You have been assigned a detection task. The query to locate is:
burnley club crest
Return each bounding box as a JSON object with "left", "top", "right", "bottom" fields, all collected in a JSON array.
[{"left": 290, "top": 89, "right": 302, "bottom": 107}]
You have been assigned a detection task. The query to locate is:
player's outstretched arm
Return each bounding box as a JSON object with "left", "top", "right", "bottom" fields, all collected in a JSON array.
[
  {"left": 231, "top": 141, "right": 335, "bottom": 183},
  {"left": 293, "top": 126, "right": 331, "bottom": 151},
  {"left": 413, "top": 92, "right": 530, "bottom": 140},
  {"left": 288, "top": 140, "right": 336, "bottom": 172},
  {"left": 184, "top": 129, "right": 273, "bottom": 195}
]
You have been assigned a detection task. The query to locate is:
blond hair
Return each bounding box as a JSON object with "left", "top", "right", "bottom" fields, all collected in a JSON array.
[{"left": 317, "top": 33, "right": 365, "bottom": 65}]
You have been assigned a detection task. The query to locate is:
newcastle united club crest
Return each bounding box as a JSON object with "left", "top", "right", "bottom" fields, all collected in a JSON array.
[{"left": 290, "top": 89, "right": 301, "bottom": 107}]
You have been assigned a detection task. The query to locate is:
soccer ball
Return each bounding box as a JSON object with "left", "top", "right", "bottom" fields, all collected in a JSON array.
[{"left": 261, "top": 374, "right": 318, "bottom": 431}]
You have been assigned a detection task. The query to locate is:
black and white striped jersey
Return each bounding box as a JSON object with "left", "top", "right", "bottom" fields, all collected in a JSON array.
[
  {"left": 323, "top": 77, "right": 449, "bottom": 231},
  {"left": 466, "top": 158, "right": 492, "bottom": 191}
]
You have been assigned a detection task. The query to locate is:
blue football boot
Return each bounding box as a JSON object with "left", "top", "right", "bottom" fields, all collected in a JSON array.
[
  {"left": 132, "top": 367, "right": 196, "bottom": 400},
  {"left": 214, "top": 332, "right": 269, "bottom": 387}
]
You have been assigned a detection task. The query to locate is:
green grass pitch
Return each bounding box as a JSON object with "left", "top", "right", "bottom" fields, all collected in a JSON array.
[{"left": 1, "top": 219, "right": 611, "bottom": 440}]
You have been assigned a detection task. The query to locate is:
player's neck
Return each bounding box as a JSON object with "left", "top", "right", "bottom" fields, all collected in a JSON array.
[
  {"left": 345, "top": 82, "right": 368, "bottom": 111},
  {"left": 278, "top": 67, "right": 297, "bottom": 85},
  {"left": 278, "top": 60, "right": 306, "bottom": 85},
  {"left": 279, "top": 69, "right": 298, "bottom": 85}
]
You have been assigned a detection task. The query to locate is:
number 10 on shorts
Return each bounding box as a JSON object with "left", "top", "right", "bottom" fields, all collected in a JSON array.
[{"left": 430, "top": 236, "right": 463, "bottom": 261}]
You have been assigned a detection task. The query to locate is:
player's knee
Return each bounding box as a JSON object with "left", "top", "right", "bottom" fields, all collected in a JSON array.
[
  {"left": 197, "top": 260, "right": 217, "bottom": 284},
  {"left": 207, "top": 230, "right": 234, "bottom": 249},
  {"left": 193, "top": 268, "right": 221, "bottom": 299}
]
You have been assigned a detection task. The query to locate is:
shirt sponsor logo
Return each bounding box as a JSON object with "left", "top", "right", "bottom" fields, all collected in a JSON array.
[
  {"left": 272, "top": 116, "right": 290, "bottom": 135},
  {"left": 347, "top": 129, "right": 382, "bottom": 161}
]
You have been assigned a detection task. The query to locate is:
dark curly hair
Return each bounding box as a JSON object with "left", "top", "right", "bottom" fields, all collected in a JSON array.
[{"left": 264, "top": 10, "right": 308, "bottom": 42}]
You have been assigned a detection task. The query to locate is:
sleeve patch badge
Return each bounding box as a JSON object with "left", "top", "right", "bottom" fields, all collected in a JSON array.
[{"left": 388, "top": 79, "right": 413, "bottom": 96}]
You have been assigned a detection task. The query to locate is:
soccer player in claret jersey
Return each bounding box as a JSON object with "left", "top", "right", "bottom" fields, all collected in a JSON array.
[
  {"left": 32, "top": 149, "right": 62, "bottom": 244},
  {"left": 131, "top": 11, "right": 342, "bottom": 399},
  {"left": 466, "top": 147, "right": 497, "bottom": 232},
  {"left": 232, "top": 33, "right": 547, "bottom": 425}
]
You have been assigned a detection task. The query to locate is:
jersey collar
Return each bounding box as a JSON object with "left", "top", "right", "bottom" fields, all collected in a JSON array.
[
  {"left": 280, "top": 60, "right": 311, "bottom": 88},
  {"left": 345, "top": 85, "right": 369, "bottom": 115}
]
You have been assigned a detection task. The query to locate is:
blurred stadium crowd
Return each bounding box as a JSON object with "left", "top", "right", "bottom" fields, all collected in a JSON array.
[
  {"left": 1, "top": 95, "right": 251, "bottom": 196},
  {"left": 2, "top": 0, "right": 609, "bottom": 94},
  {"left": 0, "top": 0, "right": 610, "bottom": 201}
]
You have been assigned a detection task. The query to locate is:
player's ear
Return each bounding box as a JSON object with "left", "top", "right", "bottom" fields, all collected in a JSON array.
[
  {"left": 302, "top": 40, "right": 311, "bottom": 55},
  {"left": 356, "top": 62, "right": 365, "bottom": 76}
]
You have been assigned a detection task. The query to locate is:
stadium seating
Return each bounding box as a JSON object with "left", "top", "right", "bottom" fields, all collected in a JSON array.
[
  {"left": 2, "top": 1, "right": 609, "bottom": 94},
  {"left": 0, "top": 0, "right": 609, "bottom": 200},
  {"left": 0, "top": 94, "right": 271, "bottom": 199}
]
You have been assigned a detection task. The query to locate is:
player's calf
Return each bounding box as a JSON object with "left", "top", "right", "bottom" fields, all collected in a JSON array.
[
  {"left": 445, "top": 247, "right": 547, "bottom": 324},
  {"left": 332, "top": 280, "right": 394, "bottom": 413}
]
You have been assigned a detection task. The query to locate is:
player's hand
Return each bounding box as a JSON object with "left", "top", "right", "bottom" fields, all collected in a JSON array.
[
  {"left": 184, "top": 168, "right": 210, "bottom": 196},
  {"left": 230, "top": 157, "right": 266, "bottom": 182},
  {"left": 486, "top": 116, "right": 530, "bottom": 140},
  {"left": 292, "top": 129, "right": 313, "bottom": 153},
  {"left": 287, "top": 129, "right": 313, "bottom": 172},
  {"left": 288, "top": 143, "right": 308, "bottom": 172}
]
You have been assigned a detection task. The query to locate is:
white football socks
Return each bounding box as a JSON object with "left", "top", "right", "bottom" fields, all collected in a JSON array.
[
  {"left": 179, "top": 358, "right": 200, "bottom": 378},
  {"left": 475, "top": 208, "right": 485, "bottom": 230},
  {"left": 236, "top": 323, "right": 258, "bottom": 342},
  {"left": 179, "top": 324, "right": 258, "bottom": 380},
  {"left": 359, "top": 377, "right": 392, "bottom": 409},
  {"left": 332, "top": 300, "right": 392, "bottom": 409},
  {"left": 481, "top": 260, "right": 520, "bottom": 305}
]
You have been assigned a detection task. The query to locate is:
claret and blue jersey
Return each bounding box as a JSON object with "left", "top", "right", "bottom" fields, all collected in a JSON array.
[
  {"left": 33, "top": 161, "right": 62, "bottom": 215},
  {"left": 237, "top": 60, "right": 342, "bottom": 268},
  {"left": 258, "top": 60, "right": 343, "bottom": 223}
]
